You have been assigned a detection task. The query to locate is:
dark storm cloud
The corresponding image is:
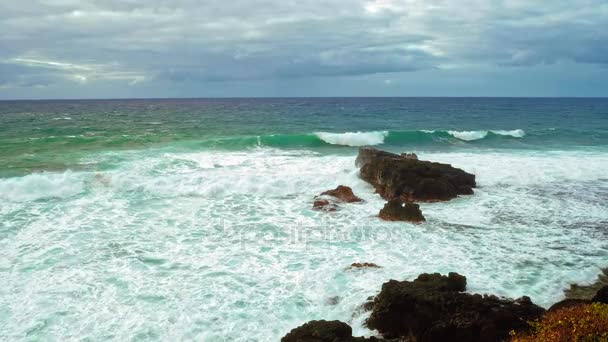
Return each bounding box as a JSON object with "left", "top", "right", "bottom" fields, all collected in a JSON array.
[{"left": 0, "top": 0, "right": 607, "bottom": 97}]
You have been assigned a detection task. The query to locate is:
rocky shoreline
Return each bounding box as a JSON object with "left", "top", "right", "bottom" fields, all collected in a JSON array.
[
  {"left": 293, "top": 148, "right": 608, "bottom": 341},
  {"left": 281, "top": 272, "right": 608, "bottom": 342}
]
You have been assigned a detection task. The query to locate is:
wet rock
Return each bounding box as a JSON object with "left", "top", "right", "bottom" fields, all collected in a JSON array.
[
  {"left": 313, "top": 185, "right": 363, "bottom": 212},
  {"left": 548, "top": 298, "right": 591, "bottom": 313},
  {"left": 356, "top": 147, "right": 475, "bottom": 202},
  {"left": 325, "top": 296, "right": 341, "bottom": 305},
  {"left": 415, "top": 272, "right": 467, "bottom": 291},
  {"left": 400, "top": 153, "right": 418, "bottom": 160},
  {"left": 365, "top": 272, "right": 545, "bottom": 341},
  {"left": 348, "top": 262, "right": 382, "bottom": 269},
  {"left": 592, "top": 285, "right": 608, "bottom": 304},
  {"left": 320, "top": 185, "right": 364, "bottom": 203},
  {"left": 353, "top": 296, "right": 377, "bottom": 319},
  {"left": 313, "top": 199, "right": 338, "bottom": 212},
  {"left": 378, "top": 200, "right": 425, "bottom": 223},
  {"left": 281, "top": 320, "right": 381, "bottom": 342}
]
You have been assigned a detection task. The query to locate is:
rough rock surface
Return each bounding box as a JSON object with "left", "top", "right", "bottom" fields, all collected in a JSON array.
[
  {"left": 356, "top": 147, "right": 475, "bottom": 202},
  {"left": 378, "top": 199, "right": 425, "bottom": 222},
  {"left": 321, "top": 185, "right": 364, "bottom": 203},
  {"left": 313, "top": 185, "right": 363, "bottom": 211},
  {"left": 281, "top": 320, "right": 381, "bottom": 342},
  {"left": 401, "top": 153, "right": 418, "bottom": 160},
  {"left": 348, "top": 262, "right": 382, "bottom": 269},
  {"left": 365, "top": 272, "right": 545, "bottom": 341}
]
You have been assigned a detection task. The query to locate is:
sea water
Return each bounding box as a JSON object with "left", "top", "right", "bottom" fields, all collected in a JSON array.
[{"left": 0, "top": 98, "right": 607, "bottom": 340}]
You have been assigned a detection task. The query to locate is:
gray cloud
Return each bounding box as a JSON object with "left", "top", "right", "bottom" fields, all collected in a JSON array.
[{"left": 0, "top": 0, "right": 607, "bottom": 97}]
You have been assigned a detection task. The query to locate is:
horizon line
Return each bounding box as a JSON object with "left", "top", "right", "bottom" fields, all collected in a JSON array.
[{"left": 2, "top": 95, "right": 608, "bottom": 102}]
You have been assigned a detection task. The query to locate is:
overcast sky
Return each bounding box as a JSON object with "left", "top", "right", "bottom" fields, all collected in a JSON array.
[{"left": 1, "top": 0, "right": 607, "bottom": 99}]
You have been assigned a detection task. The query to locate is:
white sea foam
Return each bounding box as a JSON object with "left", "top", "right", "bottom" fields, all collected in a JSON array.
[
  {"left": 0, "top": 171, "right": 85, "bottom": 202},
  {"left": 315, "top": 131, "right": 388, "bottom": 146},
  {"left": 447, "top": 130, "right": 489, "bottom": 141},
  {"left": 1, "top": 148, "right": 607, "bottom": 341},
  {"left": 447, "top": 129, "right": 525, "bottom": 141},
  {"left": 492, "top": 129, "right": 526, "bottom": 138}
]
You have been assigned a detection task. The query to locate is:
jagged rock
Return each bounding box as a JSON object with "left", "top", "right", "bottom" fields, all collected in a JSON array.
[
  {"left": 348, "top": 262, "right": 382, "bottom": 269},
  {"left": 313, "top": 185, "right": 363, "bottom": 211},
  {"left": 365, "top": 272, "right": 545, "bottom": 341},
  {"left": 356, "top": 147, "right": 475, "bottom": 202},
  {"left": 281, "top": 320, "right": 381, "bottom": 342},
  {"left": 400, "top": 153, "right": 418, "bottom": 160},
  {"left": 321, "top": 185, "right": 364, "bottom": 203},
  {"left": 378, "top": 199, "right": 425, "bottom": 223},
  {"left": 592, "top": 285, "right": 608, "bottom": 304},
  {"left": 415, "top": 272, "right": 467, "bottom": 291}
]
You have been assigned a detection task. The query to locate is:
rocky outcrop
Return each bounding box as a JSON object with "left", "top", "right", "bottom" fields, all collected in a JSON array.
[
  {"left": 282, "top": 270, "right": 608, "bottom": 342},
  {"left": 321, "top": 185, "right": 364, "bottom": 203},
  {"left": 378, "top": 199, "right": 425, "bottom": 222},
  {"left": 313, "top": 185, "right": 363, "bottom": 211},
  {"left": 356, "top": 147, "right": 475, "bottom": 202},
  {"left": 549, "top": 282, "right": 608, "bottom": 312},
  {"left": 365, "top": 272, "right": 545, "bottom": 341},
  {"left": 348, "top": 262, "right": 382, "bottom": 269},
  {"left": 281, "top": 320, "right": 381, "bottom": 342}
]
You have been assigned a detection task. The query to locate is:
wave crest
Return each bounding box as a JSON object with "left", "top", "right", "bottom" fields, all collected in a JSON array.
[
  {"left": 314, "top": 131, "right": 388, "bottom": 146},
  {"left": 447, "top": 129, "right": 525, "bottom": 141},
  {"left": 0, "top": 171, "right": 85, "bottom": 202}
]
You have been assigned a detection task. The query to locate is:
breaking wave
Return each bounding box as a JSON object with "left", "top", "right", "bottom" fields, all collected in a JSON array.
[
  {"left": 314, "top": 131, "right": 389, "bottom": 146},
  {"left": 193, "top": 129, "right": 528, "bottom": 149},
  {"left": 447, "top": 129, "right": 526, "bottom": 141}
]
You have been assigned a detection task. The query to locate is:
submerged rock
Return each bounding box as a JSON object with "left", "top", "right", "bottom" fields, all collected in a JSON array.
[
  {"left": 365, "top": 272, "right": 545, "bottom": 341},
  {"left": 281, "top": 320, "right": 381, "bottom": 342},
  {"left": 356, "top": 147, "right": 475, "bottom": 202},
  {"left": 325, "top": 296, "right": 341, "bottom": 306},
  {"left": 313, "top": 199, "right": 338, "bottom": 212},
  {"left": 378, "top": 199, "right": 425, "bottom": 222}
]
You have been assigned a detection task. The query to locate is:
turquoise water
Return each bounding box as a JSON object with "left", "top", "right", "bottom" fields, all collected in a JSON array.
[{"left": 1, "top": 98, "right": 608, "bottom": 340}]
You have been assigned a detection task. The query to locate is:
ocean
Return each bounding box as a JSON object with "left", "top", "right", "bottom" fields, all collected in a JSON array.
[{"left": 1, "top": 97, "right": 607, "bottom": 340}]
